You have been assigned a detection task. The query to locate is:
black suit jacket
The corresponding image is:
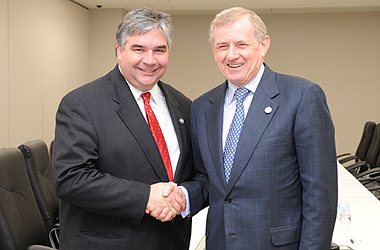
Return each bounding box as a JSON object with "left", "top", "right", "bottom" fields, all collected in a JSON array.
[{"left": 53, "top": 66, "right": 193, "bottom": 250}]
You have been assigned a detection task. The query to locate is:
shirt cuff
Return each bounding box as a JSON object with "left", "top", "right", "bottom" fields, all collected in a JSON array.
[{"left": 179, "top": 186, "right": 191, "bottom": 218}]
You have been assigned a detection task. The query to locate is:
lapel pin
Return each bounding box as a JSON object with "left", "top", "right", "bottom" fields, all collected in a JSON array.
[
  {"left": 179, "top": 118, "right": 184, "bottom": 124},
  {"left": 264, "top": 106, "right": 272, "bottom": 114}
]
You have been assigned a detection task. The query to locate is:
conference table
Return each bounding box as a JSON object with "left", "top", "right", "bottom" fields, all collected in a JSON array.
[
  {"left": 190, "top": 162, "right": 380, "bottom": 250},
  {"left": 332, "top": 163, "right": 380, "bottom": 249}
]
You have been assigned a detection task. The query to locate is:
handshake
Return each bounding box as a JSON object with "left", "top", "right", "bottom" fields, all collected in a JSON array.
[{"left": 146, "top": 182, "right": 187, "bottom": 222}]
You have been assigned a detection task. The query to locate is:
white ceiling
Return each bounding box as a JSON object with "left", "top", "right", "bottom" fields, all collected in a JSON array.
[{"left": 71, "top": 0, "right": 380, "bottom": 14}]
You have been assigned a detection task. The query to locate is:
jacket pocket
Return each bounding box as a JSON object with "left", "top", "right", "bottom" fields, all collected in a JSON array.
[
  {"left": 270, "top": 223, "right": 301, "bottom": 246},
  {"left": 256, "top": 133, "right": 289, "bottom": 148},
  {"left": 77, "top": 231, "right": 125, "bottom": 249}
]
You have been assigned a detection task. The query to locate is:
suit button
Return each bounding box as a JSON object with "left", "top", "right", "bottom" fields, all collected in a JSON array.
[{"left": 225, "top": 197, "right": 232, "bottom": 204}]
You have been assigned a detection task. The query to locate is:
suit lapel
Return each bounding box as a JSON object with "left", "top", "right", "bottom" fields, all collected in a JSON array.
[
  {"left": 158, "top": 81, "right": 188, "bottom": 182},
  {"left": 111, "top": 67, "right": 169, "bottom": 181},
  {"left": 205, "top": 82, "right": 228, "bottom": 190},
  {"left": 226, "top": 67, "right": 280, "bottom": 193}
]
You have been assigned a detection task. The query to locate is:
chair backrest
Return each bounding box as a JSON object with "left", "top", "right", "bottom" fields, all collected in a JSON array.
[
  {"left": 355, "top": 121, "right": 377, "bottom": 160},
  {"left": 0, "top": 148, "right": 48, "bottom": 250},
  {"left": 364, "top": 123, "right": 380, "bottom": 167},
  {"left": 18, "top": 139, "right": 59, "bottom": 234}
]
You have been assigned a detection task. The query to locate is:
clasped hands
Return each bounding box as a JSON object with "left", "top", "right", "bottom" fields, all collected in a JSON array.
[{"left": 146, "top": 182, "right": 186, "bottom": 222}]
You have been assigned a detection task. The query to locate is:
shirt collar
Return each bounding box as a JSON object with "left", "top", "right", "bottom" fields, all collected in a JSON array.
[
  {"left": 118, "top": 65, "right": 161, "bottom": 105},
  {"left": 225, "top": 64, "right": 265, "bottom": 104}
]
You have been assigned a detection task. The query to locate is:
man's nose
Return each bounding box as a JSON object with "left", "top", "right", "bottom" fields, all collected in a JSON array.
[
  {"left": 143, "top": 51, "right": 156, "bottom": 64},
  {"left": 226, "top": 46, "right": 239, "bottom": 60}
]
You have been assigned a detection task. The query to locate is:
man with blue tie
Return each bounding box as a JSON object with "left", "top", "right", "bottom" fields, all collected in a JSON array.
[{"left": 164, "top": 6, "right": 338, "bottom": 250}]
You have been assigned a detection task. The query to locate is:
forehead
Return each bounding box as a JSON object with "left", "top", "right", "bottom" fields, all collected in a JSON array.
[
  {"left": 127, "top": 29, "right": 168, "bottom": 46},
  {"left": 214, "top": 17, "right": 255, "bottom": 42}
]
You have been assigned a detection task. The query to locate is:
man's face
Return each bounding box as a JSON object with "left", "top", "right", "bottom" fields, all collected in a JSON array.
[
  {"left": 212, "top": 16, "right": 270, "bottom": 87},
  {"left": 116, "top": 29, "right": 169, "bottom": 91}
]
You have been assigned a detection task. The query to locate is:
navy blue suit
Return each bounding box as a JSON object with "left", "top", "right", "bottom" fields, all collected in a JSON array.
[{"left": 183, "top": 65, "right": 337, "bottom": 250}]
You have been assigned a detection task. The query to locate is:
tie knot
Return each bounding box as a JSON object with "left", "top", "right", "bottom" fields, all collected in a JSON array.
[
  {"left": 141, "top": 92, "right": 151, "bottom": 104},
  {"left": 234, "top": 87, "right": 250, "bottom": 102}
]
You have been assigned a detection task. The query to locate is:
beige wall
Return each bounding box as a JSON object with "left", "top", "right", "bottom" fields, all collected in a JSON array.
[
  {"left": 0, "top": 0, "right": 9, "bottom": 147},
  {"left": 262, "top": 12, "right": 380, "bottom": 155},
  {"left": 89, "top": 9, "right": 126, "bottom": 80},
  {"left": 1, "top": 2, "right": 380, "bottom": 156},
  {"left": 0, "top": 0, "right": 89, "bottom": 148}
]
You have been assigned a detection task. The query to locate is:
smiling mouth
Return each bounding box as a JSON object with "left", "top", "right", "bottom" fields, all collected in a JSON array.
[
  {"left": 227, "top": 64, "right": 242, "bottom": 68},
  {"left": 139, "top": 68, "right": 158, "bottom": 73}
]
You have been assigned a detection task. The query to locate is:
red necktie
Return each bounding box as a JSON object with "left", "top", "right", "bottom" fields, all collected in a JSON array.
[{"left": 141, "top": 92, "right": 174, "bottom": 182}]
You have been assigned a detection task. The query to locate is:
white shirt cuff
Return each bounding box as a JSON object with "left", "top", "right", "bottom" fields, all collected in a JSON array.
[{"left": 179, "top": 186, "right": 191, "bottom": 218}]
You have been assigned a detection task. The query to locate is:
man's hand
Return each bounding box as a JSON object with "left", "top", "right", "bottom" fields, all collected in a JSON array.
[
  {"left": 162, "top": 183, "right": 186, "bottom": 211},
  {"left": 146, "top": 182, "right": 186, "bottom": 222}
]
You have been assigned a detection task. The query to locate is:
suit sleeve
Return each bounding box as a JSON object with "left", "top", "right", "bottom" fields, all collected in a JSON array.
[
  {"left": 53, "top": 93, "right": 149, "bottom": 227},
  {"left": 181, "top": 102, "right": 209, "bottom": 216},
  {"left": 294, "top": 83, "right": 338, "bottom": 249}
]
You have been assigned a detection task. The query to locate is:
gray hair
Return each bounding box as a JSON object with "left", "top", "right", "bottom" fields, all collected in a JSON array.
[
  {"left": 209, "top": 7, "right": 267, "bottom": 47},
  {"left": 115, "top": 7, "right": 173, "bottom": 54}
]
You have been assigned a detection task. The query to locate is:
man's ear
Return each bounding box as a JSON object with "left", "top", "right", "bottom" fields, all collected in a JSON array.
[
  {"left": 116, "top": 44, "right": 122, "bottom": 60},
  {"left": 211, "top": 46, "right": 218, "bottom": 62},
  {"left": 260, "top": 35, "right": 270, "bottom": 58}
]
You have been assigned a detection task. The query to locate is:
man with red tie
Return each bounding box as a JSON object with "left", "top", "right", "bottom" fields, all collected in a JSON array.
[{"left": 53, "top": 7, "right": 193, "bottom": 250}]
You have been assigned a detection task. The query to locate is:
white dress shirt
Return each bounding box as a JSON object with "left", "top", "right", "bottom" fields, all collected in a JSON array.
[
  {"left": 129, "top": 83, "right": 180, "bottom": 175},
  {"left": 222, "top": 64, "right": 265, "bottom": 150},
  {"left": 181, "top": 64, "right": 266, "bottom": 217},
  {"left": 118, "top": 65, "right": 180, "bottom": 175}
]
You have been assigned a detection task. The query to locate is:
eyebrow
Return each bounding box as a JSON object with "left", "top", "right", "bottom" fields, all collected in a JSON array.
[
  {"left": 130, "top": 44, "right": 167, "bottom": 49},
  {"left": 130, "top": 44, "right": 145, "bottom": 49},
  {"left": 215, "top": 42, "right": 228, "bottom": 47},
  {"left": 156, "top": 45, "right": 167, "bottom": 49},
  {"left": 215, "top": 41, "right": 228, "bottom": 45}
]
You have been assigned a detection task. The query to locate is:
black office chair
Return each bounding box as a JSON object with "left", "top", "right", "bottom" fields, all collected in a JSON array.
[
  {"left": 0, "top": 147, "right": 55, "bottom": 250},
  {"left": 344, "top": 123, "right": 380, "bottom": 176},
  {"left": 18, "top": 139, "right": 60, "bottom": 248},
  {"left": 356, "top": 143, "right": 380, "bottom": 180},
  {"left": 357, "top": 154, "right": 380, "bottom": 185},
  {"left": 338, "top": 121, "right": 376, "bottom": 166},
  {"left": 357, "top": 154, "right": 380, "bottom": 199}
]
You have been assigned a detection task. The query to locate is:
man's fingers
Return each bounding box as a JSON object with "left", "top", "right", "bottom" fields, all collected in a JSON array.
[
  {"left": 152, "top": 207, "right": 167, "bottom": 219},
  {"left": 174, "top": 188, "right": 186, "bottom": 211},
  {"left": 162, "top": 182, "right": 177, "bottom": 197},
  {"left": 168, "top": 198, "right": 182, "bottom": 214},
  {"left": 149, "top": 207, "right": 164, "bottom": 218},
  {"left": 146, "top": 182, "right": 182, "bottom": 221},
  {"left": 161, "top": 211, "right": 174, "bottom": 222},
  {"left": 166, "top": 187, "right": 186, "bottom": 212}
]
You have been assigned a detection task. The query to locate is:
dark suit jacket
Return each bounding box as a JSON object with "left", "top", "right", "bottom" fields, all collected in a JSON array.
[
  {"left": 183, "top": 65, "right": 337, "bottom": 250},
  {"left": 53, "top": 66, "right": 193, "bottom": 250}
]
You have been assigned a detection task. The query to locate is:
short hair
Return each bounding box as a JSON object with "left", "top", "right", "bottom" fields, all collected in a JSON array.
[
  {"left": 209, "top": 7, "right": 267, "bottom": 47},
  {"left": 115, "top": 7, "right": 173, "bottom": 54}
]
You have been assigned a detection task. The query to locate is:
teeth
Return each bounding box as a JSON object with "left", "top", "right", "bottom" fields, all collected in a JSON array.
[
  {"left": 228, "top": 64, "right": 241, "bottom": 68},
  {"left": 141, "top": 69, "right": 156, "bottom": 73}
]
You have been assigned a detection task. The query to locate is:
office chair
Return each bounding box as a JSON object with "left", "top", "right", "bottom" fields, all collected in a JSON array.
[
  {"left": 357, "top": 155, "right": 380, "bottom": 199},
  {"left": 356, "top": 143, "right": 380, "bottom": 180},
  {"left": 338, "top": 121, "right": 376, "bottom": 166},
  {"left": 357, "top": 155, "right": 380, "bottom": 187},
  {"left": 18, "top": 139, "right": 60, "bottom": 248},
  {"left": 0, "top": 147, "right": 55, "bottom": 250},
  {"left": 344, "top": 123, "right": 380, "bottom": 176}
]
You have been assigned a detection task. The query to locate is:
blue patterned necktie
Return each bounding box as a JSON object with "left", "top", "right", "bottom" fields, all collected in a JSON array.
[{"left": 223, "top": 87, "right": 250, "bottom": 183}]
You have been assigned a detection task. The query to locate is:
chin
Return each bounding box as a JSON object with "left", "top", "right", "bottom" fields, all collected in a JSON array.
[{"left": 228, "top": 77, "right": 243, "bottom": 84}]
